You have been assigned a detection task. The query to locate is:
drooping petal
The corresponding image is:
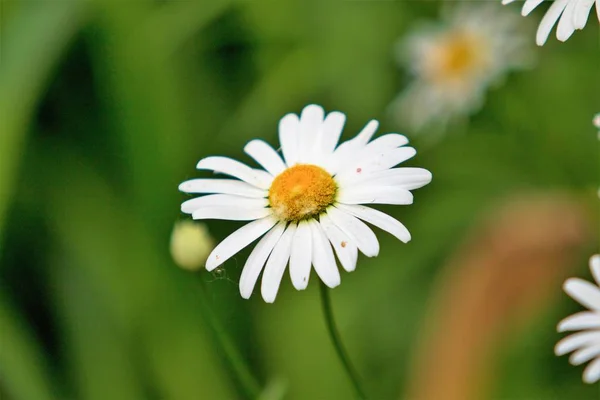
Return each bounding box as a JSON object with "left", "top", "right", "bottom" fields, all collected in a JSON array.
[
  {"left": 558, "top": 311, "right": 600, "bottom": 332},
  {"left": 555, "top": 331, "right": 600, "bottom": 356},
  {"left": 261, "top": 223, "right": 296, "bottom": 303},
  {"left": 309, "top": 219, "right": 341, "bottom": 288},
  {"left": 244, "top": 140, "right": 287, "bottom": 176},
  {"left": 279, "top": 113, "right": 300, "bottom": 167},
  {"left": 590, "top": 255, "right": 600, "bottom": 286},
  {"left": 239, "top": 222, "right": 286, "bottom": 299},
  {"left": 179, "top": 179, "right": 266, "bottom": 198},
  {"left": 326, "top": 206, "right": 379, "bottom": 257},
  {"left": 181, "top": 194, "right": 268, "bottom": 214},
  {"left": 319, "top": 213, "right": 358, "bottom": 272},
  {"left": 536, "top": 0, "right": 570, "bottom": 45},
  {"left": 573, "top": 0, "right": 595, "bottom": 29},
  {"left": 583, "top": 357, "right": 600, "bottom": 383},
  {"left": 192, "top": 206, "right": 271, "bottom": 221},
  {"left": 206, "top": 216, "right": 278, "bottom": 271},
  {"left": 556, "top": 0, "right": 578, "bottom": 41},
  {"left": 336, "top": 203, "right": 412, "bottom": 243},
  {"left": 570, "top": 344, "right": 600, "bottom": 365},
  {"left": 289, "top": 220, "right": 312, "bottom": 290},
  {"left": 564, "top": 278, "right": 600, "bottom": 311},
  {"left": 522, "top": 0, "right": 545, "bottom": 15},
  {"left": 196, "top": 156, "right": 273, "bottom": 189}
]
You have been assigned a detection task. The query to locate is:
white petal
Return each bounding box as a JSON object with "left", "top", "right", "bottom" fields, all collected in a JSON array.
[
  {"left": 570, "top": 344, "right": 600, "bottom": 365},
  {"left": 336, "top": 203, "right": 411, "bottom": 243},
  {"left": 239, "top": 222, "right": 286, "bottom": 299},
  {"left": 324, "top": 120, "right": 379, "bottom": 174},
  {"left": 309, "top": 219, "right": 341, "bottom": 288},
  {"left": 590, "top": 255, "right": 600, "bottom": 286},
  {"left": 338, "top": 185, "right": 414, "bottom": 206},
  {"left": 583, "top": 357, "right": 600, "bottom": 383},
  {"left": 326, "top": 206, "right": 379, "bottom": 257},
  {"left": 289, "top": 220, "right": 312, "bottom": 290},
  {"left": 244, "top": 140, "right": 286, "bottom": 176},
  {"left": 261, "top": 224, "right": 296, "bottom": 303},
  {"left": 556, "top": 0, "right": 578, "bottom": 41},
  {"left": 279, "top": 113, "right": 300, "bottom": 167},
  {"left": 536, "top": 0, "right": 571, "bottom": 45},
  {"left": 502, "top": 0, "right": 517, "bottom": 4},
  {"left": 596, "top": 0, "right": 600, "bottom": 23},
  {"left": 564, "top": 278, "right": 600, "bottom": 310},
  {"left": 522, "top": 0, "right": 545, "bottom": 15},
  {"left": 320, "top": 111, "right": 346, "bottom": 155},
  {"left": 345, "top": 167, "right": 432, "bottom": 189},
  {"left": 558, "top": 312, "right": 600, "bottom": 331},
  {"left": 298, "top": 105, "right": 325, "bottom": 163},
  {"left": 335, "top": 147, "right": 417, "bottom": 183},
  {"left": 181, "top": 194, "right": 268, "bottom": 214},
  {"left": 555, "top": 331, "right": 600, "bottom": 355},
  {"left": 192, "top": 206, "right": 271, "bottom": 221},
  {"left": 206, "top": 216, "right": 278, "bottom": 271},
  {"left": 196, "top": 156, "right": 273, "bottom": 189},
  {"left": 179, "top": 179, "right": 266, "bottom": 198},
  {"left": 573, "top": 0, "right": 595, "bottom": 29},
  {"left": 363, "top": 133, "right": 409, "bottom": 153},
  {"left": 319, "top": 213, "right": 358, "bottom": 272}
]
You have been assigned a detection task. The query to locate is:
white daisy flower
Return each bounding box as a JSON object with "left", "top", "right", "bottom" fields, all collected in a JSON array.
[
  {"left": 502, "top": 0, "right": 600, "bottom": 45},
  {"left": 179, "top": 104, "right": 432, "bottom": 303},
  {"left": 391, "top": 4, "right": 532, "bottom": 133},
  {"left": 555, "top": 255, "right": 600, "bottom": 384}
]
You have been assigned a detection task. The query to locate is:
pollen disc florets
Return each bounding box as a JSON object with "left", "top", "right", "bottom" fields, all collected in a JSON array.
[{"left": 269, "top": 164, "right": 336, "bottom": 221}]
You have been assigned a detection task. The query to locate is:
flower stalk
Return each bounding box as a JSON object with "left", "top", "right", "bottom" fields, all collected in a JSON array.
[{"left": 319, "top": 281, "right": 367, "bottom": 400}]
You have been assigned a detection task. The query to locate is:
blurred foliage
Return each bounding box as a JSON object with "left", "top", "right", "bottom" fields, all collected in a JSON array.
[{"left": 1, "top": 1, "right": 598, "bottom": 399}]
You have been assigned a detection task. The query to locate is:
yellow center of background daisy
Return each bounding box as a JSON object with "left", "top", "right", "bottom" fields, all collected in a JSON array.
[
  {"left": 428, "top": 31, "right": 489, "bottom": 83},
  {"left": 269, "top": 164, "right": 337, "bottom": 221}
]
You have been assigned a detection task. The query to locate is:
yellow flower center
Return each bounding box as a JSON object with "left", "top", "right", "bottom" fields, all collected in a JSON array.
[
  {"left": 426, "top": 31, "right": 489, "bottom": 83},
  {"left": 268, "top": 164, "right": 337, "bottom": 221}
]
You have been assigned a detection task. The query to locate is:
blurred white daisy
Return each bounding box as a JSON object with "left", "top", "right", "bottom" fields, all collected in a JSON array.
[
  {"left": 555, "top": 255, "right": 600, "bottom": 384},
  {"left": 502, "top": 0, "right": 600, "bottom": 45},
  {"left": 391, "top": 4, "right": 532, "bottom": 133},
  {"left": 179, "top": 105, "right": 431, "bottom": 302}
]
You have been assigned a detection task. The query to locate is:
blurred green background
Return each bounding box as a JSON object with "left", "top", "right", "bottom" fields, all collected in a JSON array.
[{"left": 1, "top": 1, "right": 599, "bottom": 399}]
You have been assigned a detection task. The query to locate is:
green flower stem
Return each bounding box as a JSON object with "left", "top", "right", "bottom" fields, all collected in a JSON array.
[
  {"left": 319, "top": 281, "right": 368, "bottom": 400},
  {"left": 197, "top": 277, "right": 262, "bottom": 399}
]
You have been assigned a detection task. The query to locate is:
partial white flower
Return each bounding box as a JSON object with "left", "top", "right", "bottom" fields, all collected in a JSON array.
[
  {"left": 555, "top": 255, "right": 600, "bottom": 384},
  {"left": 179, "top": 105, "right": 432, "bottom": 302},
  {"left": 594, "top": 113, "right": 600, "bottom": 140},
  {"left": 391, "top": 3, "right": 532, "bottom": 133},
  {"left": 503, "top": 0, "right": 600, "bottom": 45}
]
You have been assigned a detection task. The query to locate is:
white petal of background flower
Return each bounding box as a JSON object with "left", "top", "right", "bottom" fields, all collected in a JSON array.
[{"left": 556, "top": 255, "right": 600, "bottom": 383}]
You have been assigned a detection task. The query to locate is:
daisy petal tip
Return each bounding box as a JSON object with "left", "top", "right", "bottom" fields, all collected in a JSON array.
[{"left": 590, "top": 255, "right": 600, "bottom": 270}]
